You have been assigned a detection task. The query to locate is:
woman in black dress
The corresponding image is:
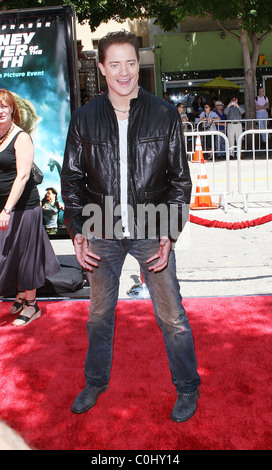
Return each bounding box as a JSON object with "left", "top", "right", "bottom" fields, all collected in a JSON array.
[{"left": 0, "top": 89, "right": 60, "bottom": 326}]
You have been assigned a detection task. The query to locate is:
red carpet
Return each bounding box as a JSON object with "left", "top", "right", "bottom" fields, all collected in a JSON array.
[{"left": 0, "top": 296, "right": 271, "bottom": 450}]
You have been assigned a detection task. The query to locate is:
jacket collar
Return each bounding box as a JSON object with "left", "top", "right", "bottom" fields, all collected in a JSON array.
[{"left": 103, "top": 85, "right": 145, "bottom": 109}]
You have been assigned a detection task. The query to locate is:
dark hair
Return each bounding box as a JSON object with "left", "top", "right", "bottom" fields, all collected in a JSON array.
[
  {"left": 0, "top": 89, "right": 20, "bottom": 125},
  {"left": 98, "top": 30, "right": 139, "bottom": 65},
  {"left": 41, "top": 187, "right": 60, "bottom": 209},
  {"left": 46, "top": 187, "right": 58, "bottom": 196}
]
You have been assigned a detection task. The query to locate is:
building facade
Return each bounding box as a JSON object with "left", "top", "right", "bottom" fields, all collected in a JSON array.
[{"left": 76, "top": 17, "right": 272, "bottom": 112}]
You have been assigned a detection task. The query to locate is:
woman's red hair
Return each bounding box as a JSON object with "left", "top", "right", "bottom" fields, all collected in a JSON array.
[{"left": 0, "top": 89, "right": 20, "bottom": 126}]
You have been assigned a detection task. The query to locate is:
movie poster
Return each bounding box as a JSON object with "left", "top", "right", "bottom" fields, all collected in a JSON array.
[{"left": 0, "top": 6, "right": 79, "bottom": 234}]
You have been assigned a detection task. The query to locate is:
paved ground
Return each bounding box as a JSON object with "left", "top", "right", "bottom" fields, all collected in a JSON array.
[{"left": 51, "top": 159, "right": 272, "bottom": 299}]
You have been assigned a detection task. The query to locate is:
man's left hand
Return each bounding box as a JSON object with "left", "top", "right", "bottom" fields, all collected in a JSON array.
[{"left": 146, "top": 237, "right": 171, "bottom": 272}]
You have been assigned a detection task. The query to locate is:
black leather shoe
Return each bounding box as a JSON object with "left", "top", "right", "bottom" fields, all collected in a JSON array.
[
  {"left": 71, "top": 384, "right": 109, "bottom": 414},
  {"left": 171, "top": 389, "right": 199, "bottom": 423}
]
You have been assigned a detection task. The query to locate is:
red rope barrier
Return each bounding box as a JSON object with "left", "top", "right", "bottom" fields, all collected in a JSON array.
[{"left": 189, "top": 213, "right": 272, "bottom": 230}]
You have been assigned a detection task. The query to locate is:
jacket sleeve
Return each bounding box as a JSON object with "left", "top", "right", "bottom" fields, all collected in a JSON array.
[
  {"left": 61, "top": 111, "right": 87, "bottom": 241},
  {"left": 166, "top": 111, "right": 192, "bottom": 242}
]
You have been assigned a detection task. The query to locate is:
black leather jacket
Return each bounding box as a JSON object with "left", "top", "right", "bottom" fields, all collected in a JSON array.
[{"left": 61, "top": 86, "right": 192, "bottom": 242}]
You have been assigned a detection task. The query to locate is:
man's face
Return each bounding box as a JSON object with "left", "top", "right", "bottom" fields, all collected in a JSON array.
[{"left": 99, "top": 43, "right": 139, "bottom": 101}]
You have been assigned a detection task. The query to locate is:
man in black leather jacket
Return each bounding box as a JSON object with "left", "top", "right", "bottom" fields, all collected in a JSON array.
[{"left": 61, "top": 31, "right": 200, "bottom": 422}]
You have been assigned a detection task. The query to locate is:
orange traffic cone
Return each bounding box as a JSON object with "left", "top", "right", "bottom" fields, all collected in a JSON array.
[
  {"left": 190, "top": 160, "right": 218, "bottom": 210},
  {"left": 192, "top": 135, "right": 205, "bottom": 163}
]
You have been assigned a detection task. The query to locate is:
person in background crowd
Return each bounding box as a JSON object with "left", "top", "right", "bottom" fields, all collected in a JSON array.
[
  {"left": 193, "top": 96, "right": 204, "bottom": 124},
  {"left": 0, "top": 89, "right": 60, "bottom": 326},
  {"left": 199, "top": 103, "right": 220, "bottom": 157},
  {"left": 42, "top": 187, "right": 64, "bottom": 236},
  {"left": 214, "top": 100, "right": 227, "bottom": 158},
  {"left": 176, "top": 103, "right": 189, "bottom": 122},
  {"left": 207, "top": 91, "right": 218, "bottom": 109},
  {"left": 255, "top": 87, "right": 269, "bottom": 144},
  {"left": 61, "top": 31, "right": 200, "bottom": 423},
  {"left": 224, "top": 96, "right": 245, "bottom": 157},
  {"left": 163, "top": 92, "right": 171, "bottom": 103},
  {"left": 199, "top": 103, "right": 219, "bottom": 131}
]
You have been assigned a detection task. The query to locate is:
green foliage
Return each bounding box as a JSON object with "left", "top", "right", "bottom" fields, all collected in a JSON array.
[
  {"left": 1, "top": 0, "right": 272, "bottom": 35},
  {"left": 2, "top": 0, "right": 270, "bottom": 117}
]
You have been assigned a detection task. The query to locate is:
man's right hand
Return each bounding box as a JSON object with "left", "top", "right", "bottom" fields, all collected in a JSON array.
[{"left": 74, "top": 233, "right": 101, "bottom": 271}]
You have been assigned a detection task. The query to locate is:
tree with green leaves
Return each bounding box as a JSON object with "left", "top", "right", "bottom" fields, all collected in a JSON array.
[
  {"left": 158, "top": 0, "right": 272, "bottom": 118},
  {"left": 2, "top": 0, "right": 272, "bottom": 116}
]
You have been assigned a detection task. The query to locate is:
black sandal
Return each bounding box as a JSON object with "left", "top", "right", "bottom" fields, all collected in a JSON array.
[
  {"left": 12, "top": 300, "right": 41, "bottom": 327},
  {"left": 10, "top": 292, "right": 26, "bottom": 315}
]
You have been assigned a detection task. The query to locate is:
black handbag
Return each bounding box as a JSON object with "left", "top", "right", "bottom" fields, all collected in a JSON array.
[{"left": 32, "top": 162, "right": 44, "bottom": 185}]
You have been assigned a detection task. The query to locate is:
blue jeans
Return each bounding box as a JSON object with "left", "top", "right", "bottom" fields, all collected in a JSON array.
[
  {"left": 84, "top": 238, "right": 200, "bottom": 394},
  {"left": 216, "top": 132, "right": 226, "bottom": 157},
  {"left": 256, "top": 112, "right": 268, "bottom": 142}
]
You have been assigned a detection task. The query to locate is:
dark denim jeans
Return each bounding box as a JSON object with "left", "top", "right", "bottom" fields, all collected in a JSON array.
[{"left": 85, "top": 238, "right": 200, "bottom": 394}]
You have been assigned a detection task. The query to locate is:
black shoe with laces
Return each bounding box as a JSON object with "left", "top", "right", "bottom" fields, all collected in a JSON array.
[{"left": 171, "top": 389, "right": 199, "bottom": 423}]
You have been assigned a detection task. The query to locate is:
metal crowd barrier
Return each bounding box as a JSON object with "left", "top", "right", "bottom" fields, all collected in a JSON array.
[
  {"left": 182, "top": 121, "right": 195, "bottom": 156},
  {"left": 237, "top": 129, "right": 272, "bottom": 212},
  {"left": 184, "top": 130, "right": 230, "bottom": 212},
  {"left": 196, "top": 118, "right": 272, "bottom": 155},
  {"left": 184, "top": 127, "right": 272, "bottom": 212}
]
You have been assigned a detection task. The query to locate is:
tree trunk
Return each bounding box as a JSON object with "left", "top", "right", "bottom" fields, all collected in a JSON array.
[{"left": 239, "top": 28, "right": 260, "bottom": 119}]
